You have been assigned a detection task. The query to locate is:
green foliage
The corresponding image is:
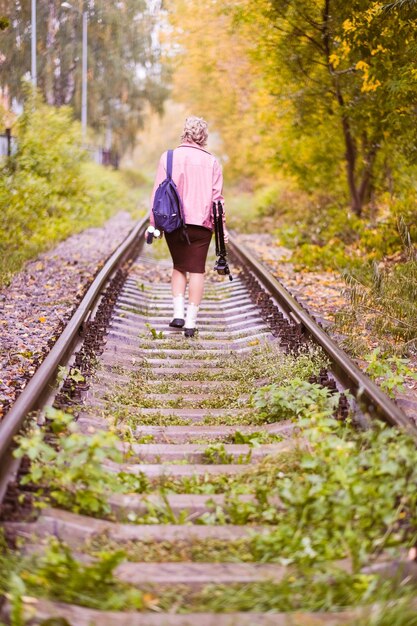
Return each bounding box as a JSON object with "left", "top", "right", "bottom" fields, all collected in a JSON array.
[
  {"left": 8, "top": 573, "right": 25, "bottom": 626},
  {"left": 7, "top": 413, "right": 417, "bottom": 612},
  {"left": 203, "top": 443, "right": 236, "bottom": 464},
  {"left": 365, "top": 348, "right": 417, "bottom": 396},
  {"left": 2, "top": 539, "right": 415, "bottom": 614},
  {"left": 170, "top": 0, "right": 417, "bottom": 215},
  {"left": 251, "top": 419, "right": 417, "bottom": 570},
  {"left": 0, "top": 94, "right": 140, "bottom": 286},
  {"left": 342, "top": 253, "right": 417, "bottom": 349},
  {"left": 291, "top": 241, "right": 353, "bottom": 272},
  {"left": 191, "top": 570, "right": 384, "bottom": 613},
  {"left": 226, "top": 180, "right": 312, "bottom": 234},
  {"left": 353, "top": 599, "right": 417, "bottom": 625},
  {"left": 254, "top": 378, "right": 341, "bottom": 422},
  {"left": 278, "top": 200, "right": 404, "bottom": 271},
  {"left": 107, "top": 342, "right": 330, "bottom": 417},
  {"left": 145, "top": 323, "right": 165, "bottom": 340},
  {"left": 13, "top": 408, "right": 145, "bottom": 516},
  {"left": 367, "top": 259, "right": 417, "bottom": 343},
  {"left": 0, "top": 16, "right": 10, "bottom": 30},
  {"left": 228, "top": 430, "right": 283, "bottom": 446},
  {"left": 20, "top": 539, "right": 144, "bottom": 611}
]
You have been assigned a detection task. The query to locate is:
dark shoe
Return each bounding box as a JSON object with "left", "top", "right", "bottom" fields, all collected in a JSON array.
[
  {"left": 169, "top": 318, "right": 185, "bottom": 328},
  {"left": 184, "top": 327, "right": 197, "bottom": 338}
]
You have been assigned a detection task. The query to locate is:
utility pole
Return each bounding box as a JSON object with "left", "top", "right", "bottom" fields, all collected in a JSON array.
[
  {"left": 31, "top": 0, "right": 37, "bottom": 88},
  {"left": 61, "top": 2, "right": 88, "bottom": 140},
  {"left": 81, "top": 8, "right": 87, "bottom": 139}
]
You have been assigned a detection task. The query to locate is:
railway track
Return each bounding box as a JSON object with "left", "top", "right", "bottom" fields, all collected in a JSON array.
[{"left": 1, "top": 218, "right": 416, "bottom": 625}]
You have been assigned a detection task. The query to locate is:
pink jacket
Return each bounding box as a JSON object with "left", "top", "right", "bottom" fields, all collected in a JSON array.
[{"left": 150, "top": 142, "right": 225, "bottom": 231}]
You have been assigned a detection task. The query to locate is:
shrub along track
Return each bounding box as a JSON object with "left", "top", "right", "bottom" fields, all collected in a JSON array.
[{"left": 1, "top": 219, "right": 417, "bottom": 625}]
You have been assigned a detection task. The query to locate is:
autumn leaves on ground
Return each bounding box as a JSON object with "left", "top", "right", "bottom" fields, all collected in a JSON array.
[{"left": 2, "top": 1, "right": 417, "bottom": 624}]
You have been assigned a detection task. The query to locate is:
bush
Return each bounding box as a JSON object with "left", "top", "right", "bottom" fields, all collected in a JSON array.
[
  {"left": 278, "top": 198, "right": 408, "bottom": 272},
  {"left": 0, "top": 93, "right": 141, "bottom": 286}
]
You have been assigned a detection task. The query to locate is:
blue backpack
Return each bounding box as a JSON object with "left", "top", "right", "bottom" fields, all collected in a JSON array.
[{"left": 152, "top": 150, "right": 189, "bottom": 242}]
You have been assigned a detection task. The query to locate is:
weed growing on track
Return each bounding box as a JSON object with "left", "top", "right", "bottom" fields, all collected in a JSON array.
[
  {"left": 249, "top": 418, "right": 417, "bottom": 570},
  {"left": 144, "top": 323, "right": 165, "bottom": 340},
  {"left": 183, "top": 572, "right": 409, "bottom": 613},
  {"left": 1, "top": 538, "right": 145, "bottom": 614},
  {"left": 10, "top": 332, "right": 417, "bottom": 616},
  {"left": 17, "top": 404, "right": 417, "bottom": 566},
  {"left": 225, "top": 430, "right": 284, "bottom": 445},
  {"left": 202, "top": 443, "right": 239, "bottom": 464},
  {"left": 152, "top": 450, "right": 302, "bottom": 496},
  {"left": 351, "top": 600, "right": 417, "bottom": 625},
  {"left": 13, "top": 408, "right": 149, "bottom": 516},
  {"left": 201, "top": 413, "right": 267, "bottom": 426},
  {"left": 88, "top": 536, "right": 255, "bottom": 563},
  {"left": 105, "top": 342, "right": 330, "bottom": 415},
  {"left": 9, "top": 412, "right": 417, "bottom": 613},
  {"left": 364, "top": 347, "right": 417, "bottom": 397},
  {"left": 254, "top": 377, "right": 342, "bottom": 422},
  {"left": 184, "top": 431, "right": 285, "bottom": 445},
  {"left": 2, "top": 536, "right": 416, "bottom": 616}
]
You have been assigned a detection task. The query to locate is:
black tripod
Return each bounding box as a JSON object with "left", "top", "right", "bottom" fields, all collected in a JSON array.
[{"left": 213, "top": 201, "right": 233, "bottom": 281}]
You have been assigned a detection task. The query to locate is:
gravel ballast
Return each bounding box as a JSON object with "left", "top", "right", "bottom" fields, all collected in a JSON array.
[{"left": 0, "top": 211, "right": 137, "bottom": 419}]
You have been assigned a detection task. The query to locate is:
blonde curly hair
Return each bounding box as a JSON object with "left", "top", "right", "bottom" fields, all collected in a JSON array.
[{"left": 180, "top": 116, "right": 208, "bottom": 147}]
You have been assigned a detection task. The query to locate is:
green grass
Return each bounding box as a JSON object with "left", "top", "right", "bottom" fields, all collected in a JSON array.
[
  {"left": 88, "top": 536, "right": 255, "bottom": 562},
  {"left": 3, "top": 536, "right": 415, "bottom": 616}
]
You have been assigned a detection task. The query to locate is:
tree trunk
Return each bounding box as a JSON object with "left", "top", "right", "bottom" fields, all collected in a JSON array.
[
  {"left": 63, "top": 16, "right": 77, "bottom": 105},
  {"left": 45, "top": 0, "right": 59, "bottom": 105},
  {"left": 359, "top": 143, "right": 378, "bottom": 206},
  {"left": 341, "top": 114, "right": 363, "bottom": 216},
  {"left": 322, "top": 0, "right": 362, "bottom": 216}
]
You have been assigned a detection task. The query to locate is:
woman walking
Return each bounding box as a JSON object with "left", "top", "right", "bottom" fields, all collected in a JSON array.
[{"left": 150, "top": 116, "right": 227, "bottom": 338}]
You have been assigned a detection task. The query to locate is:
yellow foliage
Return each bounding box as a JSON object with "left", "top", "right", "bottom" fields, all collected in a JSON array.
[
  {"left": 355, "top": 60, "right": 381, "bottom": 93},
  {"left": 340, "top": 41, "right": 351, "bottom": 57},
  {"left": 329, "top": 53, "right": 340, "bottom": 68},
  {"left": 355, "top": 60, "right": 369, "bottom": 72},
  {"left": 364, "top": 2, "right": 383, "bottom": 23},
  {"left": 163, "top": 0, "right": 417, "bottom": 202},
  {"left": 371, "top": 44, "right": 387, "bottom": 56},
  {"left": 166, "top": 0, "right": 285, "bottom": 182},
  {"left": 342, "top": 19, "right": 355, "bottom": 33}
]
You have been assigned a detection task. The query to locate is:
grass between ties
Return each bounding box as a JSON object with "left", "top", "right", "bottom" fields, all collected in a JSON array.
[
  {"left": 104, "top": 343, "right": 329, "bottom": 413},
  {"left": 4, "top": 344, "right": 417, "bottom": 619},
  {"left": 2, "top": 534, "right": 417, "bottom": 620}
]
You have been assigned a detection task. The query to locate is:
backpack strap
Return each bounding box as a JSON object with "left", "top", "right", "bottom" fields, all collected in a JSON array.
[
  {"left": 165, "top": 148, "right": 191, "bottom": 245},
  {"left": 166, "top": 149, "right": 174, "bottom": 178}
]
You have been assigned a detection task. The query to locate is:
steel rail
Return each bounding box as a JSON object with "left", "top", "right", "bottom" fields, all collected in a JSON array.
[
  {"left": 229, "top": 237, "right": 417, "bottom": 437},
  {"left": 1, "top": 222, "right": 415, "bottom": 505},
  {"left": 0, "top": 217, "right": 148, "bottom": 502}
]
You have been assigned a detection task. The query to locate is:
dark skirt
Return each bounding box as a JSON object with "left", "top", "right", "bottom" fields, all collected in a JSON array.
[{"left": 165, "top": 225, "right": 212, "bottom": 274}]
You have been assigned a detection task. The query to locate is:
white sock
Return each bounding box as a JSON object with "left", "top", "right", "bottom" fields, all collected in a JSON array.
[
  {"left": 185, "top": 303, "right": 199, "bottom": 329},
  {"left": 173, "top": 294, "right": 185, "bottom": 319}
]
